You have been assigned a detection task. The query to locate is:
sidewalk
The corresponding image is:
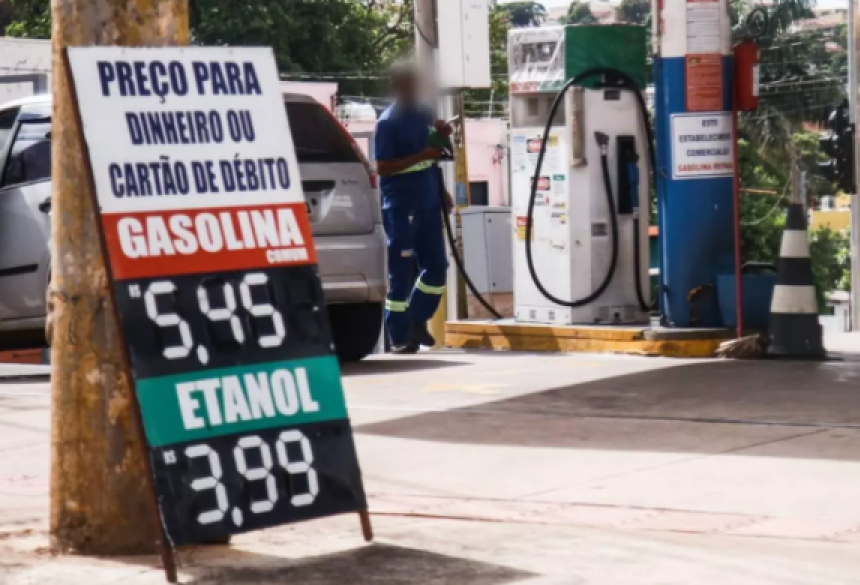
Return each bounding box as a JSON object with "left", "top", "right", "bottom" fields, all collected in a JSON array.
[
  {"left": 2, "top": 350, "right": 860, "bottom": 583},
  {"left": 826, "top": 331, "right": 860, "bottom": 354}
]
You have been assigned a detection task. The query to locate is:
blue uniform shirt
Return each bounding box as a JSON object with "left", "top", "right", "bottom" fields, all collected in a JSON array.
[{"left": 374, "top": 103, "right": 440, "bottom": 211}]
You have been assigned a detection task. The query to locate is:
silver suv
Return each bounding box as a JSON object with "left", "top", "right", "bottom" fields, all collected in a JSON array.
[{"left": 0, "top": 93, "right": 385, "bottom": 361}]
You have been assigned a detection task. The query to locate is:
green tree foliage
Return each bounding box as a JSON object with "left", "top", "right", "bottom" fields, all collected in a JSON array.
[
  {"left": 498, "top": 1, "right": 547, "bottom": 27},
  {"left": 739, "top": 134, "right": 851, "bottom": 306},
  {"left": 4, "top": 0, "right": 49, "bottom": 38},
  {"left": 737, "top": 0, "right": 845, "bottom": 152},
  {"left": 793, "top": 131, "right": 831, "bottom": 204},
  {"left": 810, "top": 226, "right": 851, "bottom": 308},
  {"left": 190, "top": 0, "right": 412, "bottom": 74},
  {"left": 4, "top": 0, "right": 413, "bottom": 95},
  {"left": 560, "top": 1, "right": 596, "bottom": 25},
  {"left": 737, "top": 138, "right": 785, "bottom": 265},
  {"left": 731, "top": 0, "right": 851, "bottom": 307},
  {"left": 464, "top": 1, "right": 511, "bottom": 118},
  {"left": 615, "top": 0, "right": 650, "bottom": 25}
]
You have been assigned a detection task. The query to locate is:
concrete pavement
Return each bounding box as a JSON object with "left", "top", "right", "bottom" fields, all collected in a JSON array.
[
  {"left": 2, "top": 350, "right": 860, "bottom": 583},
  {"left": 826, "top": 331, "right": 860, "bottom": 354}
]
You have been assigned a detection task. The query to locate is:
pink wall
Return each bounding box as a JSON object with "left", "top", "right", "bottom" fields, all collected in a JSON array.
[
  {"left": 346, "top": 118, "right": 509, "bottom": 207},
  {"left": 464, "top": 119, "right": 508, "bottom": 207}
]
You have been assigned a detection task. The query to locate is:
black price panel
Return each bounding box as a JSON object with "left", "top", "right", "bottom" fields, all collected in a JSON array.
[
  {"left": 67, "top": 46, "right": 369, "bottom": 553},
  {"left": 124, "top": 266, "right": 367, "bottom": 545}
]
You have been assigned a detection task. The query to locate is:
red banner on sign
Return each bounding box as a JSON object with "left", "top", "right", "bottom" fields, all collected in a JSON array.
[
  {"left": 686, "top": 54, "right": 724, "bottom": 111},
  {"left": 102, "top": 202, "right": 316, "bottom": 280}
]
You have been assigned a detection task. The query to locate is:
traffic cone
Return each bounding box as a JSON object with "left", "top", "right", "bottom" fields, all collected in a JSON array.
[{"left": 767, "top": 202, "right": 824, "bottom": 358}]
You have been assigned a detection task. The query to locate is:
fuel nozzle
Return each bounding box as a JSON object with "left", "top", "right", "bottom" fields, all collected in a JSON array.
[
  {"left": 428, "top": 127, "right": 455, "bottom": 160},
  {"left": 616, "top": 136, "right": 640, "bottom": 215},
  {"left": 595, "top": 131, "right": 609, "bottom": 154}
]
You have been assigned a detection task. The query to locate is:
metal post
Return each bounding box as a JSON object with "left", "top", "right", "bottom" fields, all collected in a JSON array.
[
  {"left": 654, "top": 0, "right": 736, "bottom": 327},
  {"left": 50, "top": 0, "right": 188, "bottom": 557},
  {"left": 441, "top": 95, "right": 460, "bottom": 327},
  {"left": 800, "top": 170, "right": 808, "bottom": 213},
  {"left": 791, "top": 149, "right": 802, "bottom": 205},
  {"left": 850, "top": 0, "right": 860, "bottom": 330},
  {"left": 415, "top": 0, "right": 450, "bottom": 345},
  {"left": 453, "top": 91, "right": 470, "bottom": 319}
]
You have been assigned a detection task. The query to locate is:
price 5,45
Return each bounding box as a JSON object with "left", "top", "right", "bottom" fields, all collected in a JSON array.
[{"left": 134, "top": 271, "right": 286, "bottom": 361}]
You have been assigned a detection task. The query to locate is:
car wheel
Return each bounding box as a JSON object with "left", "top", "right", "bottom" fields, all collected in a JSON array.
[{"left": 327, "top": 302, "right": 384, "bottom": 363}]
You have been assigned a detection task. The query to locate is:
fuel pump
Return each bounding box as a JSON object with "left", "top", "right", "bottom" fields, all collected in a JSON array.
[{"left": 509, "top": 25, "right": 653, "bottom": 326}]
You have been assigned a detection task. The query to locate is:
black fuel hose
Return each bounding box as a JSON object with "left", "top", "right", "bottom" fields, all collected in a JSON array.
[
  {"left": 437, "top": 167, "right": 503, "bottom": 320},
  {"left": 526, "top": 68, "right": 655, "bottom": 311},
  {"left": 633, "top": 215, "right": 650, "bottom": 312}
]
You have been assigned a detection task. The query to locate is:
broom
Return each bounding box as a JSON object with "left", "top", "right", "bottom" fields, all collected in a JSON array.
[{"left": 715, "top": 332, "right": 768, "bottom": 359}]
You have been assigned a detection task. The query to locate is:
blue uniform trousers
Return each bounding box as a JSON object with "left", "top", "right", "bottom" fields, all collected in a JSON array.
[{"left": 383, "top": 207, "right": 448, "bottom": 346}]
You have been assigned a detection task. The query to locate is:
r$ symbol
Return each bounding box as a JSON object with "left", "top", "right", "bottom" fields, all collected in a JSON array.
[
  {"left": 164, "top": 450, "right": 177, "bottom": 465},
  {"left": 129, "top": 284, "right": 141, "bottom": 299}
]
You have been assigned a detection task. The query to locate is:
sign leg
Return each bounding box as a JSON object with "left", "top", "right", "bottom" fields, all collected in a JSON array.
[
  {"left": 159, "top": 540, "right": 178, "bottom": 583},
  {"left": 359, "top": 510, "right": 374, "bottom": 542}
]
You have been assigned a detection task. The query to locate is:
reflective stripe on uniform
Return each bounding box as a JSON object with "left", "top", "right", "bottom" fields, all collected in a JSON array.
[
  {"left": 416, "top": 279, "right": 445, "bottom": 295},
  {"left": 385, "top": 299, "right": 409, "bottom": 312},
  {"left": 394, "top": 160, "right": 434, "bottom": 175}
]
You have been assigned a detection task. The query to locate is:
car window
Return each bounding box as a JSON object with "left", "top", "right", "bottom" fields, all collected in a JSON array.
[
  {"left": 285, "top": 101, "right": 360, "bottom": 164},
  {"left": 1, "top": 120, "right": 51, "bottom": 188},
  {"left": 0, "top": 108, "right": 20, "bottom": 152}
]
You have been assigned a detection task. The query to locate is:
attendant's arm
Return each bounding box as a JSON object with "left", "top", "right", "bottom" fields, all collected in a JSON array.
[{"left": 374, "top": 119, "right": 442, "bottom": 177}]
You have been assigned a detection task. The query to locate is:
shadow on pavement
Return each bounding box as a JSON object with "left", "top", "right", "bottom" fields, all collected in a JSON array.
[
  {"left": 341, "top": 358, "right": 472, "bottom": 377},
  {"left": 182, "top": 542, "right": 532, "bottom": 584},
  {"left": 356, "top": 359, "right": 860, "bottom": 460}
]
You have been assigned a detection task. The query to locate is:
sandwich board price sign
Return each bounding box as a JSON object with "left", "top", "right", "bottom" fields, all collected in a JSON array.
[{"left": 64, "top": 46, "right": 371, "bottom": 580}]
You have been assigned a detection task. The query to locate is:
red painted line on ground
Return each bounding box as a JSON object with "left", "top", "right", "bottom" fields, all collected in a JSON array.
[{"left": 368, "top": 493, "right": 860, "bottom": 543}]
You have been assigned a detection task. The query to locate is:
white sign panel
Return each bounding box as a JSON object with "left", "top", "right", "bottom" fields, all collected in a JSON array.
[
  {"left": 670, "top": 112, "right": 734, "bottom": 179},
  {"left": 66, "top": 46, "right": 303, "bottom": 213},
  {"left": 686, "top": 0, "right": 722, "bottom": 53},
  {"left": 437, "top": 0, "right": 492, "bottom": 89}
]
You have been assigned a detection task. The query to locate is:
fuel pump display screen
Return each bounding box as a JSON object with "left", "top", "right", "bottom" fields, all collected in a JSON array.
[{"left": 66, "top": 46, "right": 367, "bottom": 546}]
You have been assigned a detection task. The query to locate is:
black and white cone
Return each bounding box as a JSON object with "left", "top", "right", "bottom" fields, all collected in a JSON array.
[{"left": 767, "top": 203, "right": 824, "bottom": 358}]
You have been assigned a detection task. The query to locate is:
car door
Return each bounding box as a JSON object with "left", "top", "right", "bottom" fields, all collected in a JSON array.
[{"left": 0, "top": 105, "right": 51, "bottom": 321}]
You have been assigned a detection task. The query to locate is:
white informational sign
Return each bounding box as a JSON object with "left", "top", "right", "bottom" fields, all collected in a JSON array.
[
  {"left": 510, "top": 130, "right": 567, "bottom": 211},
  {"left": 686, "top": 0, "right": 722, "bottom": 53},
  {"left": 437, "top": 0, "right": 492, "bottom": 89},
  {"left": 65, "top": 46, "right": 303, "bottom": 214},
  {"left": 670, "top": 112, "right": 734, "bottom": 179}
]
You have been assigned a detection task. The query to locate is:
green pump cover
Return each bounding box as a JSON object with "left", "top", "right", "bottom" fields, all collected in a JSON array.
[{"left": 564, "top": 25, "right": 648, "bottom": 89}]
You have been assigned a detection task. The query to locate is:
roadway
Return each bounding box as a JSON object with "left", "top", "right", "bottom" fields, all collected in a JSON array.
[{"left": 1, "top": 347, "right": 859, "bottom": 583}]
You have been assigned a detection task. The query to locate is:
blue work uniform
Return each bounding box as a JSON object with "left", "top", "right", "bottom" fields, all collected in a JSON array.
[{"left": 375, "top": 103, "right": 448, "bottom": 346}]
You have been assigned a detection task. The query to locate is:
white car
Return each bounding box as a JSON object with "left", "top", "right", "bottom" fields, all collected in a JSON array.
[{"left": 0, "top": 93, "right": 385, "bottom": 361}]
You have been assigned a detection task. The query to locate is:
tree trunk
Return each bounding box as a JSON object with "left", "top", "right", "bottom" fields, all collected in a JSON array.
[{"left": 49, "top": 0, "right": 188, "bottom": 555}]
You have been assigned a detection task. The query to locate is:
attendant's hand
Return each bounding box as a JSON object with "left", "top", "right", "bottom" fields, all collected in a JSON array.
[
  {"left": 420, "top": 146, "right": 444, "bottom": 161},
  {"left": 434, "top": 119, "right": 453, "bottom": 137}
]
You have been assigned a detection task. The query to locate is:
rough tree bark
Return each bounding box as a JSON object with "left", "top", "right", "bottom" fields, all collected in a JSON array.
[{"left": 50, "top": 0, "right": 188, "bottom": 554}]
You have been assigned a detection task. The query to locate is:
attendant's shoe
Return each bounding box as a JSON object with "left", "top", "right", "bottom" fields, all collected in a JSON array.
[
  {"left": 412, "top": 322, "right": 436, "bottom": 348},
  {"left": 390, "top": 341, "right": 419, "bottom": 355}
]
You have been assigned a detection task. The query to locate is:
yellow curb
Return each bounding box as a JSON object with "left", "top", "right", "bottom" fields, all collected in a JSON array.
[
  {"left": 444, "top": 321, "right": 645, "bottom": 341},
  {"left": 445, "top": 328, "right": 725, "bottom": 359}
]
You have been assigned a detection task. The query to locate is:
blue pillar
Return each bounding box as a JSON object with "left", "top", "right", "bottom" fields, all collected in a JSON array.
[{"left": 654, "top": 0, "right": 736, "bottom": 327}]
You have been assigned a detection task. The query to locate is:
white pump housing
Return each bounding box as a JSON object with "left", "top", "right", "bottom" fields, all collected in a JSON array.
[{"left": 509, "top": 28, "right": 651, "bottom": 326}]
